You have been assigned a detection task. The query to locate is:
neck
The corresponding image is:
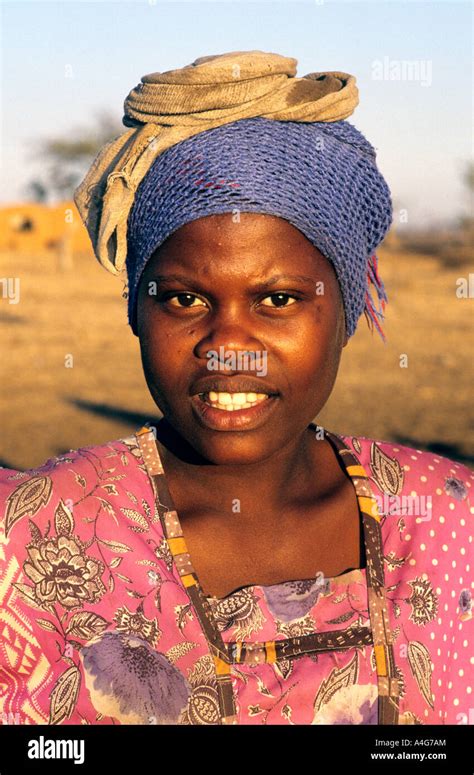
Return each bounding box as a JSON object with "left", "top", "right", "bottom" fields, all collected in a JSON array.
[{"left": 153, "top": 417, "right": 321, "bottom": 514}]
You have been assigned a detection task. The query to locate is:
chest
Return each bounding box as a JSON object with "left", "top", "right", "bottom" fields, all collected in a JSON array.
[{"left": 176, "top": 475, "right": 365, "bottom": 599}]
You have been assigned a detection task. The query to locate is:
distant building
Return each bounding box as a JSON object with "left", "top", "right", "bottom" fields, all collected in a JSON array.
[{"left": 0, "top": 201, "right": 91, "bottom": 255}]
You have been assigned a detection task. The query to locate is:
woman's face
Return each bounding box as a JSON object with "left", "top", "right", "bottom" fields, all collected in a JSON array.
[{"left": 136, "top": 213, "right": 349, "bottom": 465}]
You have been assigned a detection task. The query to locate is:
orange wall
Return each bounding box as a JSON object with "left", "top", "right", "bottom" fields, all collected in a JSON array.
[{"left": 0, "top": 201, "right": 91, "bottom": 253}]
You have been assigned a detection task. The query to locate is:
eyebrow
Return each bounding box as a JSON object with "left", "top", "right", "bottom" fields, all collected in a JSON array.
[{"left": 150, "top": 273, "right": 318, "bottom": 288}]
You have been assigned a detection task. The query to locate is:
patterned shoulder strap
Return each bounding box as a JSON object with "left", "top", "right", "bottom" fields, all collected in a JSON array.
[
  {"left": 324, "top": 429, "right": 400, "bottom": 725},
  {"left": 135, "top": 425, "right": 238, "bottom": 725}
]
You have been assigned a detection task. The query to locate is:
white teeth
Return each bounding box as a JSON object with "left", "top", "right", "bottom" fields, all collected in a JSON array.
[{"left": 200, "top": 391, "right": 271, "bottom": 411}]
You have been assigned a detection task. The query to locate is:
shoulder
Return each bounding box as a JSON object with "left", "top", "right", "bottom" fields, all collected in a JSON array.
[
  {"left": 340, "top": 432, "right": 473, "bottom": 552},
  {"left": 0, "top": 432, "right": 145, "bottom": 483},
  {"left": 340, "top": 432, "right": 473, "bottom": 500},
  {"left": 0, "top": 432, "right": 150, "bottom": 548}
]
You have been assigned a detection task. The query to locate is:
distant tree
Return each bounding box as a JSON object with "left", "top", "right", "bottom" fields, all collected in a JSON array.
[
  {"left": 457, "top": 160, "right": 474, "bottom": 232},
  {"left": 26, "top": 110, "right": 125, "bottom": 201},
  {"left": 24, "top": 179, "right": 49, "bottom": 203},
  {"left": 463, "top": 160, "right": 474, "bottom": 193}
]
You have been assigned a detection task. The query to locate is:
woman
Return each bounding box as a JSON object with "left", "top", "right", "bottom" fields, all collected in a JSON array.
[{"left": 0, "top": 51, "right": 472, "bottom": 727}]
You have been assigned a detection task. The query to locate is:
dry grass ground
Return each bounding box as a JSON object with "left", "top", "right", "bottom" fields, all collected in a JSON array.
[{"left": 0, "top": 243, "right": 472, "bottom": 471}]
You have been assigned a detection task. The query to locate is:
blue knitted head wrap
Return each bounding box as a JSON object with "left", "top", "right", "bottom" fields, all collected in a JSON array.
[{"left": 126, "top": 116, "right": 392, "bottom": 340}]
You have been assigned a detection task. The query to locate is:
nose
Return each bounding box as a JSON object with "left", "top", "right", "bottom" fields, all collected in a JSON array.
[{"left": 193, "top": 307, "right": 264, "bottom": 363}]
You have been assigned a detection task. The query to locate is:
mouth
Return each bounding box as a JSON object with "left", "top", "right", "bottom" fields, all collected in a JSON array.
[
  {"left": 198, "top": 391, "right": 271, "bottom": 410},
  {"left": 190, "top": 390, "right": 279, "bottom": 431}
]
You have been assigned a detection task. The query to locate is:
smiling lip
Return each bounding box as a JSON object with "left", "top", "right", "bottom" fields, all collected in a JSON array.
[
  {"left": 190, "top": 392, "right": 279, "bottom": 431},
  {"left": 189, "top": 376, "right": 280, "bottom": 431},
  {"left": 189, "top": 376, "right": 279, "bottom": 397}
]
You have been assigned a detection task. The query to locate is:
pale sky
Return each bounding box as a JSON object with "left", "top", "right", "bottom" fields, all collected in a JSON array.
[{"left": 0, "top": 0, "right": 472, "bottom": 228}]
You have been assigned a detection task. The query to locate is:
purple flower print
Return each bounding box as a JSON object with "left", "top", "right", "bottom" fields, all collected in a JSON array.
[
  {"left": 444, "top": 477, "right": 467, "bottom": 501},
  {"left": 80, "top": 631, "right": 190, "bottom": 724},
  {"left": 263, "top": 576, "right": 329, "bottom": 623},
  {"left": 312, "top": 684, "right": 378, "bottom": 724},
  {"left": 459, "top": 589, "right": 472, "bottom": 613}
]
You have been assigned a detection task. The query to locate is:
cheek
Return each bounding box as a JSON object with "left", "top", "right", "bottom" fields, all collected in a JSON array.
[
  {"left": 297, "top": 347, "right": 338, "bottom": 396},
  {"left": 138, "top": 320, "right": 192, "bottom": 402},
  {"left": 138, "top": 322, "right": 168, "bottom": 388},
  {"left": 276, "top": 313, "right": 339, "bottom": 374}
]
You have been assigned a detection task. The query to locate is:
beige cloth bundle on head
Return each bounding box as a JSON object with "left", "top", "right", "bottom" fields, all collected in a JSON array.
[{"left": 73, "top": 50, "right": 359, "bottom": 278}]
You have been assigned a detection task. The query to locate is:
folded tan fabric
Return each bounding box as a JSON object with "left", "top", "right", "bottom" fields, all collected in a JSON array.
[{"left": 73, "top": 50, "right": 359, "bottom": 276}]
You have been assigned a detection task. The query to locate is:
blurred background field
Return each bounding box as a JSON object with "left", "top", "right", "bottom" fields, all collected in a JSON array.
[{"left": 0, "top": 216, "right": 472, "bottom": 471}]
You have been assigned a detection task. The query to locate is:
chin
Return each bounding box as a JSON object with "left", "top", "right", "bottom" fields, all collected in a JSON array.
[
  {"left": 157, "top": 397, "right": 316, "bottom": 467},
  {"left": 190, "top": 433, "right": 280, "bottom": 466}
]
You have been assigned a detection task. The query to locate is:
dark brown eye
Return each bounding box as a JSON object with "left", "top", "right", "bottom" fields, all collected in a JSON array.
[
  {"left": 168, "top": 293, "right": 206, "bottom": 308},
  {"left": 260, "top": 293, "right": 297, "bottom": 308}
]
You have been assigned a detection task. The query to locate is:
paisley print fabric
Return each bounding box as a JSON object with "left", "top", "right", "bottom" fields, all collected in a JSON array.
[{"left": 0, "top": 424, "right": 472, "bottom": 725}]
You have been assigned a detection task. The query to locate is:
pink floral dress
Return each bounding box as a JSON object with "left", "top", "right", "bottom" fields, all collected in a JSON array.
[{"left": 0, "top": 423, "right": 472, "bottom": 725}]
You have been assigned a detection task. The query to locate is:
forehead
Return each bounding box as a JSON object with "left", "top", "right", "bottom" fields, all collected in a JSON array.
[
  {"left": 145, "top": 212, "right": 338, "bottom": 283},
  {"left": 159, "top": 212, "right": 310, "bottom": 245}
]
